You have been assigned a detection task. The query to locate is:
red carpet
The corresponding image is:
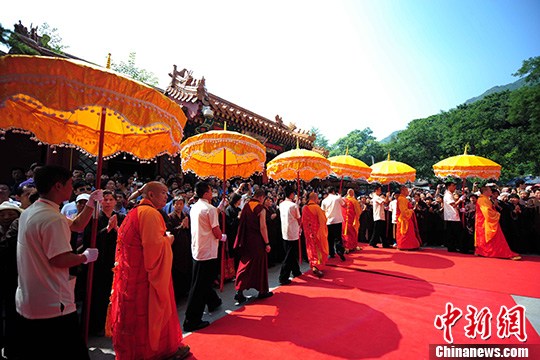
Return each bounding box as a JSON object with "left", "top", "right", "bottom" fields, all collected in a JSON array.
[
  {"left": 331, "top": 247, "right": 540, "bottom": 297},
  {"left": 184, "top": 260, "right": 540, "bottom": 359}
]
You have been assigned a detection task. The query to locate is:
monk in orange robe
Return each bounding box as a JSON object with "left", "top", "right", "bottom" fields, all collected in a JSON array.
[
  {"left": 302, "top": 192, "right": 329, "bottom": 278},
  {"left": 342, "top": 188, "right": 362, "bottom": 252},
  {"left": 396, "top": 186, "right": 421, "bottom": 250},
  {"left": 108, "top": 182, "right": 190, "bottom": 360},
  {"left": 475, "top": 186, "right": 521, "bottom": 260}
]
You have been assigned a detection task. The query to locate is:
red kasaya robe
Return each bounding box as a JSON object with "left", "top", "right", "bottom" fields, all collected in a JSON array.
[
  {"left": 342, "top": 195, "right": 362, "bottom": 251},
  {"left": 475, "top": 194, "right": 519, "bottom": 259},
  {"left": 396, "top": 195, "right": 421, "bottom": 250},
  {"left": 302, "top": 201, "right": 329, "bottom": 269},
  {"left": 234, "top": 199, "right": 269, "bottom": 293},
  {"left": 108, "top": 199, "right": 183, "bottom": 360}
]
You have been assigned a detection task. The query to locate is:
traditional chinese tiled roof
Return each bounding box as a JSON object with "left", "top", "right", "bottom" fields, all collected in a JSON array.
[{"left": 165, "top": 65, "right": 315, "bottom": 150}]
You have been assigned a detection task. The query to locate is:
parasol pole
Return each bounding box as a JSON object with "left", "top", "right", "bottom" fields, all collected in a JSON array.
[
  {"left": 83, "top": 53, "right": 111, "bottom": 342},
  {"left": 83, "top": 106, "right": 106, "bottom": 343},
  {"left": 220, "top": 124, "right": 228, "bottom": 292},
  {"left": 297, "top": 171, "right": 302, "bottom": 264}
]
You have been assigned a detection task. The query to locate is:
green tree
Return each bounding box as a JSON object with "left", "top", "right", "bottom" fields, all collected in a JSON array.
[
  {"left": 0, "top": 22, "right": 67, "bottom": 55},
  {"left": 111, "top": 52, "right": 159, "bottom": 86},
  {"left": 513, "top": 56, "right": 540, "bottom": 84},
  {"left": 310, "top": 127, "right": 330, "bottom": 150},
  {"left": 330, "top": 128, "right": 385, "bottom": 165},
  {"left": 38, "top": 23, "right": 69, "bottom": 53}
]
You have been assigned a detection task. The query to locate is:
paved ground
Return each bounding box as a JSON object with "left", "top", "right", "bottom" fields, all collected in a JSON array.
[{"left": 88, "top": 261, "right": 311, "bottom": 359}]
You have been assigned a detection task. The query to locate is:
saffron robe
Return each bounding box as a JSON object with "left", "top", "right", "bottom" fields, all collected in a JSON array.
[
  {"left": 108, "top": 199, "right": 183, "bottom": 360},
  {"left": 396, "top": 195, "right": 421, "bottom": 250},
  {"left": 302, "top": 201, "right": 329, "bottom": 269},
  {"left": 234, "top": 200, "right": 269, "bottom": 293},
  {"left": 475, "top": 195, "right": 519, "bottom": 259},
  {"left": 342, "top": 195, "right": 362, "bottom": 250}
]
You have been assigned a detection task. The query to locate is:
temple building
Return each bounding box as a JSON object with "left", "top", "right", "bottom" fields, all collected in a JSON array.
[{"left": 165, "top": 66, "right": 315, "bottom": 160}]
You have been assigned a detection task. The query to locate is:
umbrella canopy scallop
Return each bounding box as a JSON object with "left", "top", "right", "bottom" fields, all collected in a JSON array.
[
  {"left": 266, "top": 148, "right": 331, "bottom": 181},
  {"left": 369, "top": 154, "right": 416, "bottom": 184},
  {"left": 0, "top": 55, "right": 186, "bottom": 160},
  {"left": 180, "top": 129, "right": 266, "bottom": 179},
  {"left": 433, "top": 151, "right": 501, "bottom": 180},
  {"left": 328, "top": 154, "right": 372, "bottom": 180}
]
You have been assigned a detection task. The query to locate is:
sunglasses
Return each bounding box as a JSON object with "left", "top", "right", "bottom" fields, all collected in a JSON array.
[{"left": 77, "top": 187, "right": 92, "bottom": 192}]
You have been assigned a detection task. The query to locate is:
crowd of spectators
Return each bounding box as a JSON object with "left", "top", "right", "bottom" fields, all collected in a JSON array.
[{"left": 2, "top": 162, "right": 540, "bottom": 353}]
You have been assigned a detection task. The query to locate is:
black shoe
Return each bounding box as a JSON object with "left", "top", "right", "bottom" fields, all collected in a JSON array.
[
  {"left": 329, "top": 254, "right": 335, "bottom": 258},
  {"left": 234, "top": 292, "right": 247, "bottom": 306},
  {"left": 338, "top": 252, "right": 346, "bottom": 261},
  {"left": 208, "top": 299, "right": 222, "bottom": 313},
  {"left": 370, "top": 244, "right": 379, "bottom": 248},
  {"left": 183, "top": 320, "right": 210, "bottom": 332},
  {"left": 279, "top": 279, "right": 292, "bottom": 285},
  {"left": 292, "top": 272, "right": 302, "bottom": 278},
  {"left": 312, "top": 268, "right": 324, "bottom": 278},
  {"left": 258, "top": 291, "right": 274, "bottom": 299}
]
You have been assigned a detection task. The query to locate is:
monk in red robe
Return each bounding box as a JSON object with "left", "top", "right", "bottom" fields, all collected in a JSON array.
[
  {"left": 302, "top": 192, "right": 329, "bottom": 277},
  {"left": 108, "top": 182, "right": 190, "bottom": 360},
  {"left": 233, "top": 189, "right": 272, "bottom": 304},
  {"left": 342, "top": 188, "right": 362, "bottom": 253},
  {"left": 396, "top": 186, "right": 421, "bottom": 250},
  {"left": 475, "top": 186, "right": 521, "bottom": 260}
]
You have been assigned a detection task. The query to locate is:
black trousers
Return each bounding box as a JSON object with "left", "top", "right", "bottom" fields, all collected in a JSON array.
[
  {"left": 327, "top": 223, "right": 345, "bottom": 257},
  {"left": 279, "top": 240, "right": 301, "bottom": 283},
  {"left": 16, "top": 311, "right": 89, "bottom": 360},
  {"left": 370, "top": 220, "right": 390, "bottom": 247},
  {"left": 445, "top": 221, "right": 464, "bottom": 251},
  {"left": 184, "top": 258, "right": 220, "bottom": 325}
]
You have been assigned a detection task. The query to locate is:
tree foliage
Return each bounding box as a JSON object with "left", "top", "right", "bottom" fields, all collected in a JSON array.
[
  {"left": 111, "top": 52, "right": 159, "bottom": 86},
  {"left": 310, "top": 127, "right": 330, "bottom": 150},
  {"left": 513, "top": 56, "right": 540, "bottom": 84},
  {"left": 384, "top": 84, "right": 540, "bottom": 182},
  {"left": 0, "top": 22, "right": 67, "bottom": 55},
  {"left": 330, "top": 128, "right": 385, "bottom": 165}
]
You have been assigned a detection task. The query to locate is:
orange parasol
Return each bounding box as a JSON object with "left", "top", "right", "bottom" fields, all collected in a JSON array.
[
  {"left": 180, "top": 127, "right": 266, "bottom": 291},
  {"left": 0, "top": 55, "right": 187, "bottom": 342},
  {"left": 0, "top": 55, "right": 186, "bottom": 159},
  {"left": 328, "top": 148, "right": 371, "bottom": 193},
  {"left": 266, "top": 145, "right": 331, "bottom": 262},
  {"left": 266, "top": 147, "right": 331, "bottom": 182},
  {"left": 369, "top": 153, "right": 416, "bottom": 185},
  {"left": 432, "top": 145, "right": 501, "bottom": 180}
]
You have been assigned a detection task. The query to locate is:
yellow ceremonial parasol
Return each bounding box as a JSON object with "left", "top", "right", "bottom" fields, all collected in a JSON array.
[
  {"left": 328, "top": 148, "right": 372, "bottom": 193},
  {"left": 0, "top": 55, "right": 185, "bottom": 160},
  {"left": 369, "top": 153, "right": 416, "bottom": 185},
  {"left": 432, "top": 145, "right": 501, "bottom": 179},
  {"left": 266, "top": 144, "right": 331, "bottom": 262},
  {"left": 180, "top": 125, "right": 266, "bottom": 290},
  {"left": 266, "top": 146, "right": 331, "bottom": 182},
  {"left": 0, "top": 54, "right": 187, "bottom": 341}
]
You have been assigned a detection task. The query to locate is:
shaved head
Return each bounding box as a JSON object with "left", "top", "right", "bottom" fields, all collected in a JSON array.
[
  {"left": 308, "top": 192, "right": 318, "bottom": 202},
  {"left": 143, "top": 181, "right": 167, "bottom": 196}
]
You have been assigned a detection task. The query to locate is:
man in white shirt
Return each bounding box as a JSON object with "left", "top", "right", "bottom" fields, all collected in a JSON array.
[
  {"left": 443, "top": 181, "right": 465, "bottom": 252},
  {"left": 16, "top": 165, "right": 100, "bottom": 359},
  {"left": 320, "top": 186, "right": 346, "bottom": 261},
  {"left": 278, "top": 186, "right": 302, "bottom": 285},
  {"left": 184, "top": 181, "right": 226, "bottom": 332},
  {"left": 369, "top": 185, "right": 392, "bottom": 248}
]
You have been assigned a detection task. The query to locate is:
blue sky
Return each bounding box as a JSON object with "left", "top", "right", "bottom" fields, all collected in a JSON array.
[{"left": 3, "top": 0, "right": 539, "bottom": 144}]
